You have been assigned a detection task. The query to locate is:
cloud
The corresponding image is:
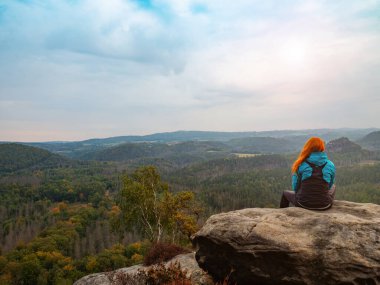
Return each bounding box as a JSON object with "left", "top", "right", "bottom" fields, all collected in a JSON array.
[
  {"left": 0, "top": 0, "right": 379, "bottom": 140},
  {"left": 1, "top": 0, "right": 187, "bottom": 69}
]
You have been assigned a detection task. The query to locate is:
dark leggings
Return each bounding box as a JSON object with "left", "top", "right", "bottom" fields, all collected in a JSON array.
[{"left": 280, "top": 185, "right": 336, "bottom": 208}]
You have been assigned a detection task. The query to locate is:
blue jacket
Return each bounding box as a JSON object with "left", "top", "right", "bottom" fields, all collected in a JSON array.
[{"left": 292, "top": 152, "right": 335, "bottom": 191}]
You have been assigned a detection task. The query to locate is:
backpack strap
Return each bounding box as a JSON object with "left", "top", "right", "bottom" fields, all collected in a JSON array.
[{"left": 305, "top": 161, "right": 328, "bottom": 169}]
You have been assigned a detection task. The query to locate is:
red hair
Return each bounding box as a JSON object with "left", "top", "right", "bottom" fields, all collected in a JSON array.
[{"left": 292, "top": 137, "right": 325, "bottom": 173}]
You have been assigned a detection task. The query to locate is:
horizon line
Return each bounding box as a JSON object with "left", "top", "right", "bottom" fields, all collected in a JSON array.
[{"left": 1, "top": 127, "right": 379, "bottom": 144}]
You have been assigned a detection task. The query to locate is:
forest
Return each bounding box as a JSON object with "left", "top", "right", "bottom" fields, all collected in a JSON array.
[{"left": 0, "top": 130, "right": 380, "bottom": 284}]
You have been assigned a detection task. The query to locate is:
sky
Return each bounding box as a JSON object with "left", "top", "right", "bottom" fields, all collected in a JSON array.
[{"left": 0, "top": 0, "right": 379, "bottom": 141}]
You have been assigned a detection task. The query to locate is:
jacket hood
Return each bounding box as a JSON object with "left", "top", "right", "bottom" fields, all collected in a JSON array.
[{"left": 307, "top": 152, "right": 328, "bottom": 166}]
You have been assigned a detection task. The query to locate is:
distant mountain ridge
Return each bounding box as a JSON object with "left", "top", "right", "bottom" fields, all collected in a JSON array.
[
  {"left": 2, "top": 128, "right": 378, "bottom": 144},
  {"left": 1, "top": 128, "right": 378, "bottom": 159}
]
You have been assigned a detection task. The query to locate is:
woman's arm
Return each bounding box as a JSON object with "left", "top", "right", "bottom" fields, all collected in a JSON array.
[
  {"left": 329, "top": 168, "right": 335, "bottom": 189},
  {"left": 292, "top": 172, "right": 300, "bottom": 192},
  {"left": 328, "top": 161, "right": 336, "bottom": 189}
]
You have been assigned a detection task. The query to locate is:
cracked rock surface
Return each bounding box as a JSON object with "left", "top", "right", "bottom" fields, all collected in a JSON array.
[{"left": 192, "top": 200, "right": 380, "bottom": 285}]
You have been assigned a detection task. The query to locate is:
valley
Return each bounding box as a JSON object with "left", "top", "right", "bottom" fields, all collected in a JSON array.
[{"left": 0, "top": 128, "right": 380, "bottom": 284}]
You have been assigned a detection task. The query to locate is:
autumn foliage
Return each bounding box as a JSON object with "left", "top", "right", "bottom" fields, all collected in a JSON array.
[{"left": 143, "top": 242, "right": 190, "bottom": 266}]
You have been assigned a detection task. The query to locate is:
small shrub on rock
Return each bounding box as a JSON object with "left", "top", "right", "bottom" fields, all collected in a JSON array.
[
  {"left": 112, "top": 262, "right": 191, "bottom": 285},
  {"left": 143, "top": 243, "right": 189, "bottom": 266},
  {"left": 141, "top": 262, "right": 191, "bottom": 285}
]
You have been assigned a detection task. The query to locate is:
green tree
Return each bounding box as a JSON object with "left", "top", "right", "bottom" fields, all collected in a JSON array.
[
  {"left": 20, "top": 260, "right": 42, "bottom": 285},
  {"left": 116, "top": 166, "right": 200, "bottom": 243}
]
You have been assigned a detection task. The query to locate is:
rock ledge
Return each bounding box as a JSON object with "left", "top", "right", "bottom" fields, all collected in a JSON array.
[{"left": 192, "top": 200, "right": 380, "bottom": 285}]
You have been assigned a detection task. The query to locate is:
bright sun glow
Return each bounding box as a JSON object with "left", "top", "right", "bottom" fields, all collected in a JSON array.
[{"left": 279, "top": 40, "right": 310, "bottom": 68}]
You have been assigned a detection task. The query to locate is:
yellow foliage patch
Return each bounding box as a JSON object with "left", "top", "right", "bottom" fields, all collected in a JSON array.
[
  {"left": 131, "top": 253, "right": 143, "bottom": 263},
  {"left": 86, "top": 256, "right": 97, "bottom": 272},
  {"left": 63, "top": 264, "right": 74, "bottom": 271},
  {"left": 131, "top": 242, "right": 141, "bottom": 251}
]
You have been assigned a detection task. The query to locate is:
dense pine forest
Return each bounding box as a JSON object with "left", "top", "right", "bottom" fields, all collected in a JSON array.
[{"left": 0, "top": 130, "right": 380, "bottom": 284}]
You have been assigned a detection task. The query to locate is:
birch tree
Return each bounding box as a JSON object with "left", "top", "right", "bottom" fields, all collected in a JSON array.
[{"left": 116, "top": 166, "right": 200, "bottom": 243}]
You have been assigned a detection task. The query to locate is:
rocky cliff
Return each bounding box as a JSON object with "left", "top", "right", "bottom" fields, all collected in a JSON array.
[
  {"left": 73, "top": 252, "right": 213, "bottom": 285},
  {"left": 326, "top": 137, "right": 362, "bottom": 153},
  {"left": 192, "top": 200, "right": 380, "bottom": 285}
]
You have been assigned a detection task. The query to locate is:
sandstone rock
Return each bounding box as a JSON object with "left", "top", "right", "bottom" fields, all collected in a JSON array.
[
  {"left": 192, "top": 200, "right": 380, "bottom": 285},
  {"left": 74, "top": 252, "right": 213, "bottom": 285}
]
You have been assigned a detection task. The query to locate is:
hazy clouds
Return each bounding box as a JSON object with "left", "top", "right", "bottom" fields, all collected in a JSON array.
[{"left": 0, "top": 0, "right": 379, "bottom": 141}]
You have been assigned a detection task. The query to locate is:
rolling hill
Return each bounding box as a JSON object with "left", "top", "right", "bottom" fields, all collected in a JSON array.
[
  {"left": 0, "top": 143, "right": 70, "bottom": 174},
  {"left": 357, "top": 131, "right": 380, "bottom": 150},
  {"left": 225, "top": 137, "right": 298, "bottom": 154},
  {"left": 5, "top": 128, "right": 376, "bottom": 158},
  {"left": 78, "top": 141, "right": 230, "bottom": 167},
  {"left": 326, "top": 137, "right": 362, "bottom": 153},
  {"left": 326, "top": 137, "right": 377, "bottom": 166}
]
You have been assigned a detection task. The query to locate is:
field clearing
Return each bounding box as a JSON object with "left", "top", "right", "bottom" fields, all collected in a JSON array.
[
  {"left": 358, "top": 160, "right": 380, "bottom": 166},
  {"left": 233, "top": 153, "right": 262, "bottom": 158}
]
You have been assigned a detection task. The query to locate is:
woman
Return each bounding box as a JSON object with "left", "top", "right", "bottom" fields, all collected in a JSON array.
[{"left": 280, "top": 137, "right": 336, "bottom": 210}]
